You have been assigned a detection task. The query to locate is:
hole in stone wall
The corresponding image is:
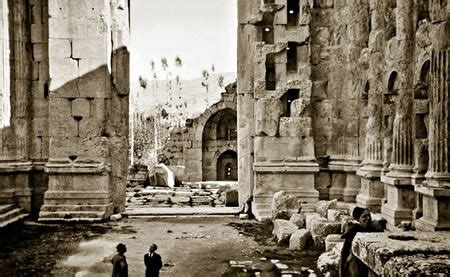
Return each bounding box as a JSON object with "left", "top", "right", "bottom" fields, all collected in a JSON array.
[
  {"left": 362, "top": 80, "right": 369, "bottom": 105},
  {"left": 286, "top": 42, "right": 298, "bottom": 73},
  {"left": 415, "top": 60, "right": 430, "bottom": 99},
  {"left": 287, "top": 0, "right": 299, "bottom": 27},
  {"left": 417, "top": 0, "right": 430, "bottom": 26},
  {"left": 266, "top": 53, "right": 276, "bottom": 90},
  {"left": 44, "top": 82, "right": 49, "bottom": 98},
  {"left": 281, "top": 89, "right": 299, "bottom": 117},
  {"left": 415, "top": 114, "right": 428, "bottom": 139},
  {"left": 384, "top": 71, "right": 398, "bottom": 104},
  {"left": 264, "top": 0, "right": 275, "bottom": 4},
  {"left": 262, "top": 26, "right": 274, "bottom": 44}
]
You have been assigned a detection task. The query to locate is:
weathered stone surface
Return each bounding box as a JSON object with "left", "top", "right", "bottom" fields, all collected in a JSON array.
[
  {"left": 310, "top": 219, "right": 341, "bottom": 250},
  {"left": 272, "top": 219, "right": 298, "bottom": 244},
  {"left": 272, "top": 191, "right": 301, "bottom": 220},
  {"left": 327, "top": 208, "right": 350, "bottom": 222},
  {"left": 255, "top": 97, "right": 282, "bottom": 136},
  {"left": 317, "top": 243, "right": 342, "bottom": 276},
  {"left": 315, "top": 199, "right": 338, "bottom": 218},
  {"left": 289, "top": 229, "right": 311, "bottom": 251},
  {"left": 289, "top": 213, "right": 305, "bottom": 228},
  {"left": 325, "top": 234, "right": 344, "bottom": 252},
  {"left": 353, "top": 232, "right": 450, "bottom": 276}
]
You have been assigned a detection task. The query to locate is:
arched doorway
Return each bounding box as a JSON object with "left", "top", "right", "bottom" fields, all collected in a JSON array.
[
  {"left": 202, "top": 108, "right": 237, "bottom": 180},
  {"left": 217, "top": 150, "right": 238, "bottom": 181}
]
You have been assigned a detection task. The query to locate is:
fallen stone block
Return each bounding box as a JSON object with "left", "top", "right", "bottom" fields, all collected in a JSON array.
[
  {"left": 289, "top": 213, "right": 305, "bottom": 228},
  {"left": 239, "top": 213, "right": 249, "bottom": 220},
  {"left": 315, "top": 199, "right": 338, "bottom": 218},
  {"left": 327, "top": 208, "right": 350, "bottom": 222},
  {"left": 310, "top": 219, "right": 341, "bottom": 250},
  {"left": 325, "top": 234, "right": 344, "bottom": 252},
  {"left": 272, "top": 219, "right": 298, "bottom": 244},
  {"left": 110, "top": 214, "right": 122, "bottom": 221},
  {"left": 170, "top": 196, "right": 191, "bottom": 204},
  {"left": 272, "top": 191, "right": 301, "bottom": 220},
  {"left": 317, "top": 245, "right": 341, "bottom": 277},
  {"left": 305, "top": 212, "right": 324, "bottom": 230},
  {"left": 289, "top": 229, "right": 312, "bottom": 251}
]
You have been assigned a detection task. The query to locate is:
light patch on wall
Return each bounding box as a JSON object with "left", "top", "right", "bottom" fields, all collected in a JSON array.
[{"left": 1, "top": 1, "right": 10, "bottom": 128}]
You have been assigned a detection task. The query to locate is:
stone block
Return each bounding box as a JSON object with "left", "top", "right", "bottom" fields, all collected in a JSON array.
[
  {"left": 49, "top": 38, "right": 71, "bottom": 58},
  {"left": 279, "top": 117, "right": 312, "bottom": 137},
  {"left": 325, "top": 234, "right": 344, "bottom": 252},
  {"left": 289, "top": 229, "right": 311, "bottom": 251},
  {"left": 289, "top": 213, "right": 305, "bottom": 228},
  {"left": 255, "top": 97, "right": 282, "bottom": 136},
  {"left": 33, "top": 43, "right": 48, "bottom": 62},
  {"left": 31, "top": 24, "right": 47, "bottom": 43},
  {"left": 304, "top": 212, "right": 323, "bottom": 229},
  {"left": 272, "top": 219, "right": 298, "bottom": 244},
  {"left": 225, "top": 189, "right": 238, "bottom": 207},
  {"left": 315, "top": 199, "right": 338, "bottom": 218},
  {"left": 71, "top": 98, "right": 91, "bottom": 118},
  {"left": 310, "top": 219, "right": 341, "bottom": 250},
  {"left": 254, "top": 136, "right": 315, "bottom": 161},
  {"left": 272, "top": 191, "right": 301, "bottom": 220},
  {"left": 327, "top": 208, "right": 350, "bottom": 222},
  {"left": 72, "top": 38, "right": 108, "bottom": 60}
]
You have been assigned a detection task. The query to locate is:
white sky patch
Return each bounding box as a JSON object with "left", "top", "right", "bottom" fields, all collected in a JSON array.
[{"left": 130, "top": 0, "right": 237, "bottom": 81}]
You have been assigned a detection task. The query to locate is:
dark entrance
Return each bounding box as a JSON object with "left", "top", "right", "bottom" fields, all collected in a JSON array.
[{"left": 217, "top": 150, "right": 237, "bottom": 181}]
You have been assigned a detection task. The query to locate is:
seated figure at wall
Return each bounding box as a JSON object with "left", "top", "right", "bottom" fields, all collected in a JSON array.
[{"left": 340, "top": 207, "right": 386, "bottom": 277}]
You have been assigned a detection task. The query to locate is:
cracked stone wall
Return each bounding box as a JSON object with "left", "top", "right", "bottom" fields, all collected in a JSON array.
[{"left": 0, "top": 0, "right": 130, "bottom": 221}]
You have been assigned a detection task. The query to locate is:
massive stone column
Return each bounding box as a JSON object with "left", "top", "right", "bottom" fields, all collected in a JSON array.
[
  {"left": 0, "top": 0, "right": 34, "bottom": 212},
  {"left": 381, "top": 0, "right": 416, "bottom": 227},
  {"left": 39, "top": 0, "right": 130, "bottom": 221},
  {"left": 356, "top": 0, "right": 388, "bottom": 212},
  {"left": 329, "top": 0, "right": 368, "bottom": 202},
  {"left": 415, "top": 3, "right": 450, "bottom": 230}
]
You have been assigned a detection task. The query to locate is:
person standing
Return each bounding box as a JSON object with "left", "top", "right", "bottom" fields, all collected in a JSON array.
[
  {"left": 112, "top": 243, "right": 128, "bottom": 277},
  {"left": 144, "top": 243, "right": 163, "bottom": 277}
]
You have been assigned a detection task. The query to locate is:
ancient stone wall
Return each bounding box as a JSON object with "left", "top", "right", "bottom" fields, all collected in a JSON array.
[
  {"left": 162, "top": 82, "right": 237, "bottom": 182},
  {"left": 238, "top": 0, "right": 450, "bottom": 228},
  {"left": 0, "top": 0, "right": 130, "bottom": 221}
]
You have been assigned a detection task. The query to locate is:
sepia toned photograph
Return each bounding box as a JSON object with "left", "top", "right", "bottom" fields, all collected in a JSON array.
[{"left": 0, "top": 0, "right": 449, "bottom": 276}]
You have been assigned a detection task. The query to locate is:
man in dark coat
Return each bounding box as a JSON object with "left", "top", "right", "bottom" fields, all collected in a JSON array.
[
  {"left": 112, "top": 243, "right": 128, "bottom": 277},
  {"left": 339, "top": 207, "right": 385, "bottom": 277},
  {"left": 144, "top": 243, "right": 163, "bottom": 277}
]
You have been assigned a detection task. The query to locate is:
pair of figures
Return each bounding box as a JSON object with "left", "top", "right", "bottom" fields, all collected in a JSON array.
[{"left": 112, "top": 243, "right": 163, "bottom": 277}]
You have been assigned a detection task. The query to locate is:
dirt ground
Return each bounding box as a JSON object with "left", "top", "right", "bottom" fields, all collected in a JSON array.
[{"left": 0, "top": 217, "right": 320, "bottom": 276}]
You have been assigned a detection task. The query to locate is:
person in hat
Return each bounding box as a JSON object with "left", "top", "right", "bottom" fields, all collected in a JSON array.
[
  {"left": 144, "top": 243, "right": 163, "bottom": 277},
  {"left": 339, "top": 207, "right": 386, "bottom": 277},
  {"left": 112, "top": 243, "right": 128, "bottom": 277}
]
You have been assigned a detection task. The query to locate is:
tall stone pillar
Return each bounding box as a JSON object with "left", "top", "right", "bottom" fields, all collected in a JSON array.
[
  {"left": 356, "top": 0, "right": 388, "bottom": 212},
  {"left": 381, "top": 0, "right": 416, "bottom": 227},
  {"left": 0, "top": 0, "right": 34, "bottom": 212},
  {"left": 39, "top": 0, "right": 130, "bottom": 221},
  {"left": 415, "top": 11, "right": 450, "bottom": 230}
]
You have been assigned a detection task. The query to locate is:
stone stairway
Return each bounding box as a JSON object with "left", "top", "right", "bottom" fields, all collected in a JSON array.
[{"left": 0, "top": 204, "right": 28, "bottom": 229}]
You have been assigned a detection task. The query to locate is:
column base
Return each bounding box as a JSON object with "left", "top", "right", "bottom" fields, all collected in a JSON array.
[
  {"left": 0, "top": 162, "right": 33, "bottom": 212},
  {"left": 415, "top": 182, "right": 450, "bottom": 231},
  {"left": 39, "top": 161, "right": 113, "bottom": 222},
  {"left": 356, "top": 168, "right": 384, "bottom": 212},
  {"left": 252, "top": 161, "right": 320, "bottom": 220},
  {"left": 381, "top": 174, "right": 415, "bottom": 228}
]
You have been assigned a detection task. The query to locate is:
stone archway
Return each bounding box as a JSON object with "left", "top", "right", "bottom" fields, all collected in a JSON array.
[
  {"left": 202, "top": 108, "right": 237, "bottom": 181},
  {"left": 216, "top": 150, "right": 238, "bottom": 181}
]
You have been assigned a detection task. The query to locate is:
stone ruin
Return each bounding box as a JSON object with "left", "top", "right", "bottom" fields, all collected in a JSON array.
[
  {"left": 161, "top": 82, "right": 238, "bottom": 183},
  {"left": 0, "top": 0, "right": 129, "bottom": 221},
  {"left": 238, "top": 0, "right": 450, "bottom": 233},
  {"left": 0, "top": 0, "right": 448, "bottom": 274}
]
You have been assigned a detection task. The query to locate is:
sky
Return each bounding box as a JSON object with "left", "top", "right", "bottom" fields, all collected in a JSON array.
[{"left": 130, "top": 0, "right": 238, "bottom": 81}]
